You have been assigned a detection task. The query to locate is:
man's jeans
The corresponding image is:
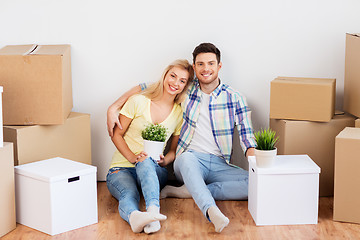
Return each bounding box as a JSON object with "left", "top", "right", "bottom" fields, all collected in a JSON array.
[
  {"left": 106, "top": 157, "right": 168, "bottom": 223},
  {"left": 174, "top": 150, "right": 249, "bottom": 218}
]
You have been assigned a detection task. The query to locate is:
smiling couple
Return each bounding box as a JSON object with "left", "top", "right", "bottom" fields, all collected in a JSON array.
[{"left": 106, "top": 43, "right": 257, "bottom": 234}]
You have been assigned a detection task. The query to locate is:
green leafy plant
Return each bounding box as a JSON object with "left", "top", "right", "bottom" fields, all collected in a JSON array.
[
  {"left": 141, "top": 123, "right": 167, "bottom": 142},
  {"left": 254, "top": 128, "right": 279, "bottom": 150}
]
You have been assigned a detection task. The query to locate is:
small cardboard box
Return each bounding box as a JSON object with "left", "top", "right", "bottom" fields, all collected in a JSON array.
[
  {"left": 0, "top": 44, "right": 72, "bottom": 125},
  {"left": 4, "top": 112, "right": 91, "bottom": 165},
  {"left": 270, "top": 77, "right": 336, "bottom": 122},
  {"left": 270, "top": 113, "right": 355, "bottom": 196},
  {"left": 0, "top": 86, "right": 3, "bottom": 147},
  {"left": 248, "top": 155, "right": 320, "bottom": 226},
  {"left": 334, "top": 127, "right": 360, "bottom": 224},
  {"left": 0, "top": 142, "right": 16, "bottom": 237},
  {"left": 355, "top": 119, "right": 360, "bottom": 128},
  {"left": 15, "top": 157, "right": 98, "bottom": 235},
  {"left": 344, "top": 33, "right": 360, "bottom": 118}
]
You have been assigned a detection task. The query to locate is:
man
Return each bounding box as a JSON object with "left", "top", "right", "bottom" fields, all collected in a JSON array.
[{"left": 107, "top": 43, "right": 256, "bottom": 233}]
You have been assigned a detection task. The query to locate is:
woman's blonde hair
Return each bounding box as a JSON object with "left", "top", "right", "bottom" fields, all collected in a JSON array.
[{"left": 141, "top": 59, "right": 194, "bottom": 104}]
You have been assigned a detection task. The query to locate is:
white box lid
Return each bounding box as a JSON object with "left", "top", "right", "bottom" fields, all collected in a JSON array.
[
  {"left": 248, "top": 155, "right": 321, "bottom": 175},
  {"left": 14, "top": 157, "right": 97, "bottom": 183},
  {"left": 0, "top": 86, "right": 3, "bottom": 92}
]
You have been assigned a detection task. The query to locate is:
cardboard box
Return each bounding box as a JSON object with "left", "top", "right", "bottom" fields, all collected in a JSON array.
[
  {"left": 270, "top": 77, "right": 336, "bottom": 122},
  {"left": 0, "top": 44, "right": 72, "bottom": 125},
  {"left": 4, "top": 112, "right": 91, "bottom": 165},
  {"left": 248, "top": 155, "right": 320, "bottom": 225},
  {"left": 270, "top": 113, "right": 355, "bottom": 196},
  {"left": 333, "top": 127, "right": 360, "bottom": 224},
  {"left": 15, "top": 157, "right": 98, "bottom": 235},
  {"left": 0, "top": 86, "right": 3, "bottom": 147},
  {"left": 0, "top": 142, "right": 16, "bottom": 237},
  {"left": 356, "top": 119, "right": 360, "bottom": 128},
  {"left": 344, "top": 33, "right": 360, "bottom": 118}
]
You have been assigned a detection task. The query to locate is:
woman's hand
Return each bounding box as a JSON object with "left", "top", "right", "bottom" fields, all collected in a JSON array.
[{"left": 134, "top": 151, "right": 148, "bottom": 163}]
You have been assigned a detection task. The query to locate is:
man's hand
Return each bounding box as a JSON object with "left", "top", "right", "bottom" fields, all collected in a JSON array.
[
  {"left": 246, "top": 147, "right": 255, "bottom": 158},
  {"left": 158, "top": 154, "right": 166, "bottom": 166},
  {"left": 107, "top": 85, "right": 143, "bottom": 137},
  {"left": 107, "top": 106, "right": 123, "bottom": 137}
]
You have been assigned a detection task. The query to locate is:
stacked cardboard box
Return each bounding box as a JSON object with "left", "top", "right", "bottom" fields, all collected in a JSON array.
[
  {"left": 334, "top": 127, "right": 360, "bottom": 224},
  {"left": 0, "top": 44, "right": 92, "bottom": 167},
  {"left": 4, "top": 112, "right": 92, "bottom": 165},
  {"left": 0, "top": 84, "right": 16, "bottom": 237},
  {"left": 0, "top": 143, "right": 16, "bottom": 237},
  {"left": 0, "top": 86, "right": 3, "bottom": 147},
  {"left": 270, "top": 76, "right": 354, "bottom": 196},
  {"left": 270, "top": 77, "right": 336, "bottom": 122},
  {"left": 0, "top": 44, "right": 94, "bottom": 236},
  {"left": 332, "top": 33, "right": 360, "bottom": 224},
  {"left": 270, "top": 114, "right": 355, "bottom": 196},
  {"left": 344, "top": 33, "right": 360, "bottom": 118}
]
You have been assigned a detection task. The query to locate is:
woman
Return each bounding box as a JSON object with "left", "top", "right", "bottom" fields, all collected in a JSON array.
[{"left": 106, "top": 59, "right": 194, "bottom": 234}]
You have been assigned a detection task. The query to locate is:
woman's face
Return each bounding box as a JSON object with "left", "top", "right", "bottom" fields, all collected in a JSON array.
[{"left": 163, "top": 66, "right": 189, "bottom": 96}]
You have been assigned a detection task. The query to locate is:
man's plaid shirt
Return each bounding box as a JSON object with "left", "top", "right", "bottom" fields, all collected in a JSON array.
[{"left": 176, "top": 79, "right": 257, "bottom": 163}]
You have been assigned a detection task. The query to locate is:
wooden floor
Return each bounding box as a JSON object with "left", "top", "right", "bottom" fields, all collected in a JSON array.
[{"left": 3, "top": 182, "right": 360, "bottom": 240}]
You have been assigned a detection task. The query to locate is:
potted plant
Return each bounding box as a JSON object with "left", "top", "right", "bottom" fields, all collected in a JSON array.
[
  {"left": 141, "top": 123, "right": 168, "bottom": 161},
  {"left": 254, "top": 128, "right": 279, "bottom": 168}
]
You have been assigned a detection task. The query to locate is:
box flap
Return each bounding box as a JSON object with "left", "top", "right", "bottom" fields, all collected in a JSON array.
[
  {"left": 14, "top": 157, "right": 96, "bottom": 183},
  {"left": 0, "top": 86, "right": 2, "bottom": 93},
  {"left": 248, "top": 155, "right": 320, "bottom": 174},
  {"left": 0, "top": 45, "right": 37, "bottom": 55},
  {"left": 0, "top": 44, "right": 70, "bottom": 56},
  {"left": 347, "top": 33, "right": 360, "bottom": 37},
  {"left": 336, "top": 127, "right": 360, "bottom": 140},
  {"left": 29, "top": 45, "right": 70, "bottom": 56},
  {"left": 274, "top": 77, "right": 335, "bottom": 86}
]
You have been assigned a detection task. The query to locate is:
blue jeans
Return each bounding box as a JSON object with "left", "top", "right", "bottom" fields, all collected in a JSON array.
[
  {"left": 174, "top": 150, "right": 249, "bottom": 218},
  {"left": 106, "top": 157, "right": 168, "bottom": 223}
]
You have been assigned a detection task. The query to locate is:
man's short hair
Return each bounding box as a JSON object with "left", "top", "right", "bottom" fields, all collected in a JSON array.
[{"left": 192, "top": 43, "right": 221, "bottom": 64}]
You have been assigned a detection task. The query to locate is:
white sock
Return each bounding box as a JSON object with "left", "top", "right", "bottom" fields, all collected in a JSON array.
[
  {"left": 144, "top": 206, "right": 162, "bottom": 234},
  {"left": 207, "top": 205, "right": 230, "bottom": 233},
  {"left": 128, "top": 210, "right": 167, "bottom": 233},
  {"left": 160, "top": 185, "right": 192, "bottom": 199}
]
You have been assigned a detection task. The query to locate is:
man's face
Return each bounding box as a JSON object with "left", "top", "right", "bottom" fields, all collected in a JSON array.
[{"left": 193, "top": 52, "right": 222, "bottom": 85}]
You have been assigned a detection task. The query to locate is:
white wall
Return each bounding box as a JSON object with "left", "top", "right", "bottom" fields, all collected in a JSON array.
[{"left": 1, "top": 0, "right": 359, "bottom": 180}]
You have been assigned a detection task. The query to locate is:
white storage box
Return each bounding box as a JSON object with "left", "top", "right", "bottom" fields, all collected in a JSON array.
[
  {"left": 14, "top": 157, "right": 98, "bottom": 235},
  {"left": 248, "top": 155, "right": 320, "bottom": 226},
  {"left": 0, "top": 86, "right": 3, "bottom": 147}
]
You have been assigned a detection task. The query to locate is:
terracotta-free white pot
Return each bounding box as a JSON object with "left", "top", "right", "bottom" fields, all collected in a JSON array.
[
  {"left": 143, "top": 140, "right": 165, "bottom": 161},
  {"left": 254, "top": 148, "right": 277, "bottom": 168}
]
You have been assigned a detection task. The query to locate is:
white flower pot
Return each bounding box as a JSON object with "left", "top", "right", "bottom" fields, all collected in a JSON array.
[
  {"left": 143, "top": 140, "right": 165, "bottom": 161},
  {"left": 254, "top": 148, "right": 277, "bottom": 168}
]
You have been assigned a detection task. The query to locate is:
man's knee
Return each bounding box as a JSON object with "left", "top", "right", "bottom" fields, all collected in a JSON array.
[{"left": 174, "top": 151, "right": 197, "bottom": 171}]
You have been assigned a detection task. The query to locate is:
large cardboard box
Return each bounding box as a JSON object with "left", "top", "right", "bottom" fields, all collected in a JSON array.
[
  {"left": 15, "top": 157, "right": 98, "bottom": 235},
  {"left": 0, "top": 44, "right": 72, "bottom": 125},
  {"left": 0, "top": 86, "right": 3, "bottom": 147},
  {"left": 248, "top": 155, "right": 320, "bottom": 226},
  {"left": 0, "top": 142, "right": 16, "bottom": 237},
  {"left": 270, "top": 113, "right": 355, "bottom": 196},
  {"left": 344, "top": 33, "right": 360, "bottom": 118},
  {"left": 270, "top": 77, "right": 336, "bottom": 122},
  {"left": 4, "top": 112, "right": 91, "bottom": 165},
  {"left": 334, "top": 127, "right": 360, "bottom": 224},
  {"left": 355, "top": 119, "right": 360, "bottom": 128}
]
